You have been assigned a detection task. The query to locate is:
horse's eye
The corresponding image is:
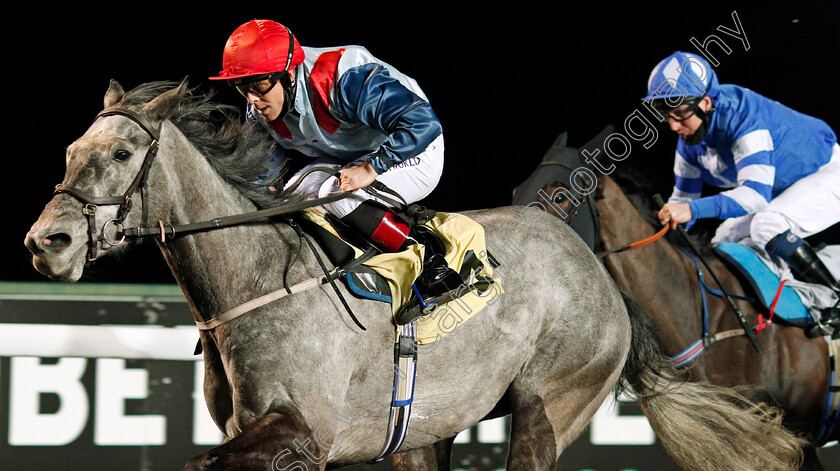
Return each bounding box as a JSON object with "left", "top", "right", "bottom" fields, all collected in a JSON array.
[{"left": 113, "top": 150, "right": 131, "bottom": 163}]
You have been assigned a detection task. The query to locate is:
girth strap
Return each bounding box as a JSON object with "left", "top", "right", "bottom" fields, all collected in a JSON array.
[
  {"left": 670, "top": 249, "right": 784, "bottom": 368},
  {"left": 369, "top": 321, "right": 418, "bottom": 462}
]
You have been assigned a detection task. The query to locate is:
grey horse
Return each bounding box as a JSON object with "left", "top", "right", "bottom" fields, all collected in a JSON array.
[{"left": 25, "top": 80, "right": 805, "bottom": 470}]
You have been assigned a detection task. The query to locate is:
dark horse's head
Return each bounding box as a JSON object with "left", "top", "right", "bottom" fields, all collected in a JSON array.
[{"left": 512, "top": 126, "right": 614, "bottom": 250}]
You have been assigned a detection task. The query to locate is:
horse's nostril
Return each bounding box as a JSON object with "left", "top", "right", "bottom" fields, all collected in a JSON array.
[
  {"left": 42, "top": 233, "right": 72, "bottom": 253},
  {"left": 24, "top": 233, "right": 43, "bottom": 255}
]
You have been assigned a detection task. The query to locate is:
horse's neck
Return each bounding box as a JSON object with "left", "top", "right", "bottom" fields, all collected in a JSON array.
[
  {"left": 148, "top": 123, "right": 302, "bottom": 322},
  {"left": 597, "top": 177, "right": 703, "bottom": 351}
]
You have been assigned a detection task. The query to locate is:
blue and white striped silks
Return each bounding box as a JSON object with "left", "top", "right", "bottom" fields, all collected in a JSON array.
[{"left": 668, "top": 84, "right": 837, "bottom": 221}]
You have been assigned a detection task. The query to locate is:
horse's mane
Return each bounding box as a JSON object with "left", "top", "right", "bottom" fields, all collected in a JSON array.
[
  {"left": 118, "top": 81, "right": 287, "bottom": 208},
  {"left": 609, "top": 163, "right": 718, "bottom": 255}
]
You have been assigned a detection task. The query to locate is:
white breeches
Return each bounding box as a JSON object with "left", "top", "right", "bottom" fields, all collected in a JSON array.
[{"left": 283, "top": 134, "right": 445, "bottom": 218}]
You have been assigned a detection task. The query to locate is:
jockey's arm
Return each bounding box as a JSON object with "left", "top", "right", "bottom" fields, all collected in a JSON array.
[
  {"left": 333, "top": 63, "right": 442, "bottom": 175},
  {"left": 690, "top": 143, "right": 775, "bottom": 221},
  {"left": 660, "top": 149, "right": 702, "bottom": 228}
]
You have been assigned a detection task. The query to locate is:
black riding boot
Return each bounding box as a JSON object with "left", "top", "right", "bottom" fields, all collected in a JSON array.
[
  {"left": 341, "top": 202, "right": 464, "bottom": 315},
  {"left": 766, "top": 231, "right": 840, "bottom": 335},
  {"left": 409, "top": 225, "right": 469, "bottom": 305}
]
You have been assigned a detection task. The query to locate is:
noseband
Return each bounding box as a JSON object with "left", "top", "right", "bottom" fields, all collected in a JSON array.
[{"left": 54, "top": 108, "right": 160, "bottom": 261}]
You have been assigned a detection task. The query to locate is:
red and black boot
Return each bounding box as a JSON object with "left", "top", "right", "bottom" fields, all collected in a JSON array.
[{"left": 341, "top": 202, "right": 465, "bottom": 321}]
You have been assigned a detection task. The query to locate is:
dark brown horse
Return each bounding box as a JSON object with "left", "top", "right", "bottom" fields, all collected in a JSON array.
[{"left": 512, "top": 128, "right": 839, "bottom": 470}]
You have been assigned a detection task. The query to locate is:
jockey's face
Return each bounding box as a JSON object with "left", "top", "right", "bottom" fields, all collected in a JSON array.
[
  {"left": 242, "top": 71, "right": 294, "bottom": 122},
  {"left": 667, "top": 96, "right": 712, "bottom": 140}
]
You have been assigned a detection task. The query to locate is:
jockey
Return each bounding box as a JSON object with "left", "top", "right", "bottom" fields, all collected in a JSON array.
[
  {"left": 645, "top": 51, "right": 840, "bottom": 332},
  {"left": 209, "top": 19, "right": 463, "bottom": 308}
]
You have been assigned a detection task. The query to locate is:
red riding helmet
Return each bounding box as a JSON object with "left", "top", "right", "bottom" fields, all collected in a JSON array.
[{"left": 209, "top": 19, "right": 305, "bottom": 81}]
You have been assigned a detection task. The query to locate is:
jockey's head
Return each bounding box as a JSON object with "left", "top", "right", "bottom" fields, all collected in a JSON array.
[
  {"left": 209, "top": 19, "right": 305, "bottom": 121},
  {"left": 643, "top": 51, "right": 719, "bottom": 144}
]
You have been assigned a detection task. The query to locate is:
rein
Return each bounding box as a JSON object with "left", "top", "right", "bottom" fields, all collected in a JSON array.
[
  {"left": 652, "top": 195, "right": 764, "bottom": 355},
  {"left": 596, "top": 224, "right": 669, "bottom": 258},
  {"left": 51, "top": 109, "right": 387, "bottom": 332},
  {"left": 598, "top": 196, "right": 769, "bottom": 362},
  {"left": 117, "top": 164, "right": 350, "bottom": 241},
  {"left": 120, "top": 191, "right": 351, "bottom": 241}
]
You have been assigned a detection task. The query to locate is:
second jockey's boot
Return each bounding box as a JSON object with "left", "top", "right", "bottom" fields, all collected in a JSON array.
[
  {"left": 766, "top": 230, "right": 840, "bottom": 336},
  {"left": 342, "top": 202, "right": 464, "bottom": 318}
]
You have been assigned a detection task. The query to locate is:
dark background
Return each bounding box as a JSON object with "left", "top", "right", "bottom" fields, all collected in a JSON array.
[
  {"left": 6, "top": 2, "right": 838, "bottom": 283},
  {"left": 2, "top": 3, "right": 840, "bottom": 470}
]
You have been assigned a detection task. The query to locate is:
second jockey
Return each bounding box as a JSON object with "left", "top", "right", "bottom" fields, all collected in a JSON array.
[{"left": 645, "top": 51, "right": 840, "bottom": 334}]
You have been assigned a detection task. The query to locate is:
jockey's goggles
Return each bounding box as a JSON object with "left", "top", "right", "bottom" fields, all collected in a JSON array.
[
  {"left": 651, "top": 97, "right": 703, "bottom": 123},
  {"left": 230, "top": 72, "right": 286, "bottom": 98}
]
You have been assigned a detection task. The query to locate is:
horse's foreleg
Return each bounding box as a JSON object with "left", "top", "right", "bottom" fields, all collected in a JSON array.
[
  {"left": 185, "top": 406, "right": 326, "bottom": 471},
  {"left": 390, "top": 437, "right": 455, "bottom": 471}
]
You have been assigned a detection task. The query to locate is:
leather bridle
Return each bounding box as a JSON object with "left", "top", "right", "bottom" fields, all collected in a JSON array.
[
  {"left": 535, "top": 160, "right": 592, "bottom": 226},
  {"left": 54, "top": 108, "right": 160, "bottom": 261}
]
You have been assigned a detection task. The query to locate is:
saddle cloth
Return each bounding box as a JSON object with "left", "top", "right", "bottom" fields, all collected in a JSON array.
[
  {"left": 302, "top": 209, "right": 503, "bottom": 344},
  {"left": 714, "top": 242, "right": 812, "bottom": 327}
]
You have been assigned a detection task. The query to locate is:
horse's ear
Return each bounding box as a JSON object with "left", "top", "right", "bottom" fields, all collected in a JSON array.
[
  {"left": 544, "top": 132, "right": 569, "bottom": 161},
  {"left": 143, "top": 77, "right": 190, "bottom": 121},
  {"left": 104, "top": 79, "right": 125, "bottom": 109},
  {"left": 595, "top": 167, "right": 607, "bottom": 200},
  {"left": 582, "top": 125, "right": 615, "bottom": 155}
]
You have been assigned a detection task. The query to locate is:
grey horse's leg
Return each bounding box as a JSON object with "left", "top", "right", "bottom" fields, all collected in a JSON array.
[
  {"left": 184, "top": 406, "right": 326, "bottom": 471},
  {"left": 199, "top": 335, "right": 234, "bottom": 439},
  {"left": 504, "top": 376, "right": 621, "bottom": 471},
  {"left": 391, "top": 437, "right": 455, "bottom": 471},
  {"left": 505, "top": 388, "right": 558, "bottom": 470},
  {"left": 504, "top": 322, "right": 629, "bottom": 470}
]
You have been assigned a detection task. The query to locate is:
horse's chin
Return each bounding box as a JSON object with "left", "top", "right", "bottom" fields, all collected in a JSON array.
[{"left": 32, "top": 244, "right": 87, "bottom": 282}]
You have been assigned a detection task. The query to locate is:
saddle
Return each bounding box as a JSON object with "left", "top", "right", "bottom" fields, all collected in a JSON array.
[
  {"left": 297, "top": 209, "right": 503, "bottom": 340},
  {"left": 714, "top": 242, "right": 813, "bottom": 327},
  {"left": 294, "top": 208, "right": 503, "bottom": 461}
]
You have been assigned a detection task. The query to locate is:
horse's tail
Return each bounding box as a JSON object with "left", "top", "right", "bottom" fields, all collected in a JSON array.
[{"left": 618, "top": 290, "right": 806, "bottom": 471}]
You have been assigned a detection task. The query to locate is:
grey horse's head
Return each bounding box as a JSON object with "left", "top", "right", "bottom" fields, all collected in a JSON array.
[
  {"left": 24, "top": 80, "right": 190, "bottom": 281},
  {"left": 25, "top": 78, "right": 287, "bottom": 282}
]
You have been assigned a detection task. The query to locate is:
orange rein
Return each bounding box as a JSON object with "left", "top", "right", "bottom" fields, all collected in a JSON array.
[{"left": 597, "top": 224, "right": 670, "bottom": 258}]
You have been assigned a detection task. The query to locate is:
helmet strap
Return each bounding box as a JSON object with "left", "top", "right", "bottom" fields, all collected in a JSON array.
[
  {"left": 277, "top": 71, "right": 298, "bottom": 120},
  {"left": 684, "top": 101, "right": 715, "bottom": 145},
  {"left": 276, "top": 26, "right": 298, "bottom": 121}
]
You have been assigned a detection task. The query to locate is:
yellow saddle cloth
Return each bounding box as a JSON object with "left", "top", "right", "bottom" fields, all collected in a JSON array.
[{"left": 304, "top": 209, "right": 503, "bottom": 344}]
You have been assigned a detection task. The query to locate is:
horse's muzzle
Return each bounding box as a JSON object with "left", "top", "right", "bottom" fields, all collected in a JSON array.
[
  {"left": 24, "top": 215, "right": 88, "bottom": 281},
  {"left": 25, "top": 228, "right": 73, "bottom": 255}
]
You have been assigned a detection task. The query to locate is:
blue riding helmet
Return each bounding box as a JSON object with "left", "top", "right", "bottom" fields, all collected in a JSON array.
[{"left": 643, "top": 51, "right": 719, "bottom": 102}]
